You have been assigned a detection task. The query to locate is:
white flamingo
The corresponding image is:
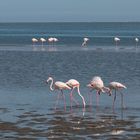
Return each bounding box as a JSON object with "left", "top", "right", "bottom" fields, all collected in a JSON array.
[
  {"left": 135, "top": 37, "right": 139, "bottom": 48},
  {"left": 40, "top": 38, "right": 46, "bottom": 46},
  {"left": 108, "top": 82, "right": 127, "bottom": 110},
  {"left": 32, "top": 38, "right": 38, "bottom": 47},
  {"left": 114, "top": 37, "right": 120, "bottom": 49},
  {"left": 66, "top": 79, "right": 86, "bottom": 109},
  {"left": 48, "top": 37, "right": 54, "bottom": 45},
  {"left": 81, "top": 37, "right": 89, "bottom": 47},
  {"left": 87, "top": 76, "right": 110, "bottom": 106},
  {"left": 48, "top": 37, "right": 58, "bottom": 46},
  {"left": 46, "top": 77, "right": 71, "bottom": 110}
]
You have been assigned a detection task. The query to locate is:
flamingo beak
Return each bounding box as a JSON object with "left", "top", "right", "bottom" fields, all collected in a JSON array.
[
  {"left": 45, "top": 80, "right": 48, "bottom": 84},
  {"left": 108, "top": 90, "right": 112, "bottom": 96}
]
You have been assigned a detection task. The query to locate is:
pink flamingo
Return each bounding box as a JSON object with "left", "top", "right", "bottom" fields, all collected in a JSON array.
[
  {"left": 32, "top": 38, "right": 38, "bottom": 47},
  {"left": 46, "top": 77, "right": 71, "bottom": 110},
  {"left": 108, "top": 82, "right": 126, "bottom": 110},
  {"left": 48, "top": 37, "right": 58, "bottom": 46},
  {"left": 87, "top": 76, "right": 109, "bottom": 106},
  {"left": 66, "top": 79, "right": 86, "bottom": 109}
]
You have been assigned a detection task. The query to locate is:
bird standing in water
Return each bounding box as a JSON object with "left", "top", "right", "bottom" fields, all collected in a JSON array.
[
  {"left": 81, "top": 37, "right": 89, "bottom": 47},
  {"left": 32, "top": 38, "right": 38, "bottom": 47},
  {"left": 87, "top": 76, "right": 110, "bottom": 106},
  {"left": 66, "top": 79, "right": 86, "bottom": 109},
  {"left": 108, "top": 81, "right": 127, "bottom": 110},
  {"left": 114, "top": 37, "right": 120, "bottom": 49},
  {"left": 46, "top": 77, "right": 71, "bottom": 110}
]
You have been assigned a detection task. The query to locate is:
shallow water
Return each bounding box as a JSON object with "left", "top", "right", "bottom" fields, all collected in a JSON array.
[{"left": 0, "top": 46, "right": 140, "bottom": 139}]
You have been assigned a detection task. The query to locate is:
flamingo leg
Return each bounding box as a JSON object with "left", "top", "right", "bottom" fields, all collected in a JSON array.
[
  {"left": 61, "top": 90, "right": 66, "bottom": 111},
  {"left": 119, "top": 91, "right": 125, "bottom": 109},
  {"left": 96, "top": 90, "right": 99, "bottom": 107},
  {"left": 88, "top": 89, "right": 93, "bottom": 106},
  {"left": 70, "top": 88, "right": 79, "bottom": 106},
  {"left": 54, "top": 91, "right": 61, "bottom": 110},
  {"left": 70, "top": 88, "right": 74, "bottom": 109},
  {"left": 113, "top": 89, "right": 117, "bottom": 110}
]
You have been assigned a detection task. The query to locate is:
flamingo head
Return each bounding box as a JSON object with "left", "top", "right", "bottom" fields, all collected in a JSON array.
[
  {"left": 46, "top": 77, "right": 53, "bottom": 84},
  {"left": 102, "top": 86, "right": 112, "bottom": 96},
  {"left": 106, "top": 88, "right": 112, "bottom": 96},
  {"left": 87, "top": 83, "right": 93, "bottom": 88}
]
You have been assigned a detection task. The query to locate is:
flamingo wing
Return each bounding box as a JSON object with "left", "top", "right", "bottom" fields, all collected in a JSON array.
[{"left": 55, "top": 81, "right": 71, "bottom": 90}]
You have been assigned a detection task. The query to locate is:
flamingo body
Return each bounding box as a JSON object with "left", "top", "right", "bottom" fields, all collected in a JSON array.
[
  {"left": 135, "top": 37, "right": 139, "bottom": 42},
  {"left": 84, "top": 37, "right": 89, "bottom": 42},
  {"left": 87, "top": 76, "right": 109, "bottom": 106},
  {"left": 40, "top": 38, "right": 46, "bottom": 42},
  {"left": 114, "top": 37, "right": 120, "bottom": 42},
  {"left": 109, "top": 82, "right": 126, "bottom": 90},
  {"left": 48, "top": 37, "right": 54, "bottom": 42},
  {"left": 66, "top": 79, "right": 86, "bottom": 108},
  {"left": 32, "top": 38, "right": 38, "bottom": 42},
  {"left": 54, "top": 81, "right": 71, "bottom": 90},
  {"left": 66, "top": 79, "right": 80, "bottom": 87},
  {"left": 108, "top": 81, "right": 126, "bottom": 110},
  {"left": 87, "top": 76, "right": 108, "bottom": 93}
]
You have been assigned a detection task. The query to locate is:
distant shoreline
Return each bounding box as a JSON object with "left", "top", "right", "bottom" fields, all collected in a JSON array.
[{"left": 0, "top": 21, "right": 140, "bottom": 24}]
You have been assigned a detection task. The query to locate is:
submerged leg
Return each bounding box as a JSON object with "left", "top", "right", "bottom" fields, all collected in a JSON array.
[
  {"left": 119, "top": 91, "right": 125, "bottom": 109},
  {"left": 88, "top": 89, "right": 93, "bottom": 106},
  {"left": 70, "top": 88, "right": 79, "bottom": 106},
  {"left": 113, "top": 90, "right": 117, "bottom": 111},
  {"left": 54, "top": 91, "right": 61, "bottom": 110},
  {"left": 61, "top": 90, "right": 66, "bottom": 111},
  {"left": 70, "top": 88, "right": 75, "bottom": 109},
  {"left": 96, "top": 90, "right": 100, "bottom": 107}
]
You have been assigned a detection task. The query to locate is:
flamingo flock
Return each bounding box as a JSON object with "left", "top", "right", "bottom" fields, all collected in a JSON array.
[
  {"left": 46, "top": 76, "right": 126, "bottom": 111},
  {"left": 32, "top": 37, "right": 139, "bottom": 49},
  {"left": 32, "top": 37, "right": 59, "bottom": 47}
]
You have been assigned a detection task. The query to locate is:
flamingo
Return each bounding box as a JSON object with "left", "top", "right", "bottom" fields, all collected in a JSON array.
[
  {"left": 135, "top": 37, "right": 139, "bottom": 48},
  {"left": 87, "top": 76, "right": 110, "bottom": 106},
  {"left": 48, "top": 37, "right": 54, "bottom": 46},
  {"left": 114, "top": 37, "right": 120, "bottom": 49},
  {"left": 32, "top": 38, "right": 38, "bottom": 47},
  {"left": 48, "top": 37, "right": 58, "bottom": 46},
  {"left": 66, "top": 79, "right": 86, "bottom": 109},
  {"left": 46, "top": 77, "right": 71, "bottom": 110},
  {"left": 81, "top": 37, "right": 89, "bottom": 47},
  {"left": 108, "top": 82, "right": 126, "bottom": 110},
  {"left": 40, "top": 38, "right": 46, "bottom": 47}
]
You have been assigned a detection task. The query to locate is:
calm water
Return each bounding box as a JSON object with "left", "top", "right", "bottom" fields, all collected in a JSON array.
[{"left": 0, "top": 23, "right": 140, "bottom": 139}]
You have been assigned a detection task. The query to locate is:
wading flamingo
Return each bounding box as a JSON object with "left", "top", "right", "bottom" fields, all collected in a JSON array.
[
  {"left": 40, "top": 38, "right": 46, "bottom": 46},
  {"left": 135, "top": 37, "right": 139, "bottom": 48},
  {"left": 32, "top": 38, "right": 38, "bottom": 47},
  {"left": 48, "top": 37, "right": 54, "bottom": 46},
  {"left": 108, "top": 82, "right": 126, "bottom": 110},
  {"left": 46, "top": 77, "right": 71, "bottom": 110},
  {"left": 87, "top": 76, "right": 110, "bottom": 106},
  {"left": 114, "top": 37, "right": 120, "bottom": 49},
  {"left": 48, "top": 37, "right": 58, "bottom": 46},
  {"left": 81, "top": 37, "right": 89, "bottom": 47},
  {"left": 66, "top": 79, "right": 86, "bottom": 109}
]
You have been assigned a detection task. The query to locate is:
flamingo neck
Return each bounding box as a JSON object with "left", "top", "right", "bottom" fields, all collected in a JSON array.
[
  {"left": 49, "top": 79, "right": 54, "bottom": 91},
  {"left": 77, "top": 86, "right": 86, "bottom": 107}
]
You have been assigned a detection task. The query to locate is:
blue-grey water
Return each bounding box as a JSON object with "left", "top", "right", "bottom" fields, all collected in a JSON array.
[{"left": 0, "top": 23, "right": 140, "bottom": 139}]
